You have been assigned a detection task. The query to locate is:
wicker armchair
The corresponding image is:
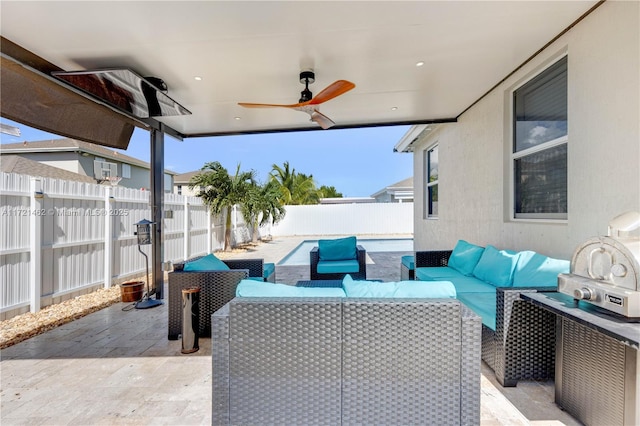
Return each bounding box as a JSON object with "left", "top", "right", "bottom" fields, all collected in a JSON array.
[
  {"left": 415, "top": 250, "right": 556, "bottom": 387},
  {"left": 310, "top": 245, "right": 367, "bottom": 280},
  {"left": 167, "top": 257, "right": 272, "bottom": 340},
  {"left": 213, "top": 297, "right": 481, "bottom": 425}
]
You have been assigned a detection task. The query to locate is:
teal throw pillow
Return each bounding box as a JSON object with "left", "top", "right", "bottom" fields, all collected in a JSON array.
[
  {"left": 473, "top": 245, "right": 519, "bottom": 287},
  {"left": 183, "top": 253, "right": 230, "bottom": 271},
  {"left": 512, "top": 251, "right": 569, "bottom": 287},
  {"left": 447, "top": 240, "right": 485, "bottom": 276},
  {"left": 318, "top": 236, "right": 357, "bottom": 261}
]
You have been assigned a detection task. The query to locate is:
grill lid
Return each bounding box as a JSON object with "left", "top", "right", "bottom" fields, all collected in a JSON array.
[
  {"left": 559, "top": 212, "right": 640, "bottom": 318},
  {"left": 570, "top": 236, "right": 639, "bottom": 291}
]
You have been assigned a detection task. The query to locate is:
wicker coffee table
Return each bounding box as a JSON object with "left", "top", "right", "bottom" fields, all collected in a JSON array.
[
  {"left": 295, "top": 280, "right": 343, "bottom": 287},
  {"left": 296, "top": 279, "right": 383, "bottom": 287}
]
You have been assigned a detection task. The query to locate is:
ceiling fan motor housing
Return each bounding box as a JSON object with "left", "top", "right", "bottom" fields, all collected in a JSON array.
[
  {"left": 299, "top": 71, "right": 315, "bottom": 84},
  {"left": 299, "top": 70, "right": 315, "bottom": 102}
]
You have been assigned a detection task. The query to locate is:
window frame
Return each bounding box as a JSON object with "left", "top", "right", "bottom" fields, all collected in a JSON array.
[
  {"left": 423, "top": 144, "right": 439, "bottom": 219},
  {"left": 510, "top": 55, "right": 568, "bottom": 222}
]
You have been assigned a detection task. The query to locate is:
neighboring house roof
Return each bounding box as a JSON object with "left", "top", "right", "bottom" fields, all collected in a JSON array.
[
  {"left": 370, "top": 177, "right": 414, "bottom": 198},
  {"left": 0, "top": 138, "right": 177, "bottom": 175},
  {"left": 0, "top": 154, "right": 96, "bottom": 183},
  {"left": 174, "top": 170, "right": 204, "bottom": 185}
]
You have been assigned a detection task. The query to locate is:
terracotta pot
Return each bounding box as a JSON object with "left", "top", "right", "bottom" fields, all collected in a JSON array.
[{"left": 120, "top": 281, "right": 144, "bottom": 302}]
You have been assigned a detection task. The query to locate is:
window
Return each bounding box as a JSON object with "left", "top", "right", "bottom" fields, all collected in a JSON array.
[
  {"left": 177, "top": 185, "right": 182, "bottom": 195},
  {"left": 513, "top": 56, "right": 567, "bottom": 220},
  {"left": 121, "top": 164, "right": 131, "bottom": 179},
  {"left": 424, "top": 145, "right": 438, "bottom": 218}
]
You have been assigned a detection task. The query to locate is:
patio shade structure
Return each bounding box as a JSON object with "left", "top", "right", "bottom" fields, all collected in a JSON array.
[{"left": 0, "top": 0, "right": 603, "bottom": 300}]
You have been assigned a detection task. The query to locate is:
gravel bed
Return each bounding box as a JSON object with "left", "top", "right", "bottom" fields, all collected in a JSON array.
[
  {"left": 0, "top": 286, "right": 122, "bottom": 349},
  {"left": 0, "top": 244, "right": 260, "bottom": 349}
]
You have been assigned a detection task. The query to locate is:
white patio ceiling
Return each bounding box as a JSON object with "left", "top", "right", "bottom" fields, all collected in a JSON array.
[{"left": 1, "top": 1, "right": 600, "bottom": 137}]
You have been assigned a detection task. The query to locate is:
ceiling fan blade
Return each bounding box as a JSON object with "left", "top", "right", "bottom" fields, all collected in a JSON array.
[
  {"left": 238, "top": 101, "right": 305, "bottom": 109},
  {"left": 310, "top": 110, "right": 335, "bottom": 130},
  {"left": 309, "top": 80, "right": 355, "bottom": 105}
]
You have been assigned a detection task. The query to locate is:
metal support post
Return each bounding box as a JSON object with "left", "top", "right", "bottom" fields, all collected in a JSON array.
[{"left": 150, "top": 127, "right": 165, "bottom": 299}]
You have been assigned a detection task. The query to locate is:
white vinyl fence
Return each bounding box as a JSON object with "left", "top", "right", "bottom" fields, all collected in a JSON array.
[
  {"left": 0, "top": 172, "right": 251, "bottom": 319},
  {"left": 1, "top": 172, "right": 413, "bottom": 319},
  {"left": 269, "top": 203, "right": 413, "bottom": 236}
]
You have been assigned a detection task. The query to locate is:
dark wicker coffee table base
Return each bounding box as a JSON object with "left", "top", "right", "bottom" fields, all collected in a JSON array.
[{"left": 295, "top": 280, "right": 343, "bottom": 288}]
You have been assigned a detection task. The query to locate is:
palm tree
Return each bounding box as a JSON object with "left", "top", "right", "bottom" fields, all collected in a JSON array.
[
  {"left": 241, "top": 180, "right": 286, "bottom": 243},
  {"left": 189, "top": 162, "right": 255, "bottom": 251},
  {"left": 270, "top": 161, "right": 320, "bottom": 205},
  {"left": 291, "top": 172, "right": 320, "bottom": 204},
  {"left": 269, "top": 161, "right": 296, "bottom": 204},
  {"left": 318, "top": 185, "right": 343, "bottom": 199}
]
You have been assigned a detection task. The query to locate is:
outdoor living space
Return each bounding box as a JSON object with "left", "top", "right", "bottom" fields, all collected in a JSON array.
[
  {"left": 1, "top": 2, "right": 638, "bottom": 425},
  {"left": 0, "top": 235, "right": 581, "bottom": 426}
]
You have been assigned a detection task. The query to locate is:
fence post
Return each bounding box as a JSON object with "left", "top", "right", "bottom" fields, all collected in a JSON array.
[
  {"left": 207, "top": 208, "right": 213, "bottom": 254},
  {"left": 183, "top": 198, "right": 190, "bottom": 261},
  {"left": 30, "top": 178, "right": 43, "bottom": 313},
  {"left": 104, "top": 186, "right": 113, "bottom": 288}
]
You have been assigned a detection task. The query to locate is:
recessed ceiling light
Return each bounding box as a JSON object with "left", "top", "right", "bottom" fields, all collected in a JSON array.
[
  {"left": 234, "top": 117, "right": 241, "bottom": 120},
  {"left": 416, "top": 61, "right": 425, "bottom": 67},
  {"left": 391, "top": 107, "right": 398, "bottom": 111},
  {"left": 194, "top": 76, "right": 203, "bottom": 81}
]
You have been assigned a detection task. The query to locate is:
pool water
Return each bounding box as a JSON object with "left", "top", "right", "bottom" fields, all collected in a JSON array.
[{"left": 278, "top": 238, "right": 413, "bottom": 266}]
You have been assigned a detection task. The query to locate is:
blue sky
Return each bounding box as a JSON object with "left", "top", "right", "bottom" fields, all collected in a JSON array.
[{"left": 1, "top": 118, "right": 412, "bottom": 197}]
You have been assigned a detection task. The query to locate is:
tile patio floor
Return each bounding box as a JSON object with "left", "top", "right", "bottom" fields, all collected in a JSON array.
[{"left": 0, "top": 236, "right": 581, "bottom": 425}]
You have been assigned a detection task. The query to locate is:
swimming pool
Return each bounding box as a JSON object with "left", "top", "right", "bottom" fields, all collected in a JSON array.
[{"left": 278, "top": 238, "right": 413, "bottom": 266}]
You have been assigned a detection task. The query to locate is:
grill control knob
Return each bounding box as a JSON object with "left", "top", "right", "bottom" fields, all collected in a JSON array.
[
  {"left": 574, "top": 287, "right": 597, "bottom": 301},
  {"left": 611, "top": 264, "right": 627, "bottom": 277}
]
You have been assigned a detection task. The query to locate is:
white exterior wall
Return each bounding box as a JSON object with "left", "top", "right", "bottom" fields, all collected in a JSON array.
[{"left": 412, "top": 1, "right": 639, "bottom": 259}]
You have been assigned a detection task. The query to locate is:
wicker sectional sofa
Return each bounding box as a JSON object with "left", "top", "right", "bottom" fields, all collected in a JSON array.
[
  {"left": 167, "top": 256, "right": 275, "bottom": 340},
  {"left": 415, "top": 240, "right": 570, "bottom": 387},
  {"left": 212, "top": 296, "right": 482, "bottom": 425}
]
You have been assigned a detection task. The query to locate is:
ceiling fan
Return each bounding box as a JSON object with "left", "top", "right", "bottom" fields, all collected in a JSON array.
[{"left": 238, "top": 71, "right": 355, "bottom": 129}]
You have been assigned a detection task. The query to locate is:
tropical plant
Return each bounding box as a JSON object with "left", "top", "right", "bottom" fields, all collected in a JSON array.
[
  {"left": 241, "top": 180, "right": 286, "bottom": 243},
  {"left": 318, "top": 185, "right": 343, "bottom": 199},
  {"left": 269, "top": 161, "right": 321, "bottom": 205},
  {"left": 189, "top": 161, "right": 256, "bottom": 251}
]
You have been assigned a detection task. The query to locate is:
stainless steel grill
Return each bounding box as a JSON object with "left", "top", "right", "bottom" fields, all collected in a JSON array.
[{"left": 558, "top": 212, "right": 640, "bottom": 318}]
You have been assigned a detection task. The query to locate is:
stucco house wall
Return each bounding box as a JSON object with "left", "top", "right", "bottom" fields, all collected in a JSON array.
[{"left": 410, "top": 1, "right": 639, "bottom": 259}]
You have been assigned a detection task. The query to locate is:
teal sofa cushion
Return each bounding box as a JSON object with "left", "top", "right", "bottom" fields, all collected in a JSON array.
[
  {"left": 317, "top": 259, "right": 360, "bottom": 274},
  {"left": 513, "top": 251, "right": 569, "bottom": 288},
  {"left": 183, "top": 253, "right": 230, "bottom": 271},
  {"left": 401, "top": 255, "right": 414, "bottom": 270},
  {"left": 263, "top": 262, "right": 275, "bottom": 278},
  {"left": 318, "top": 236, "right": 357, "bottom": 261},
  {"left": 447, "top": 240, "right": 485, "bottom": 276},
  {"left": 447, "top": 276, "right": 497, "bottom": 294},
  {"left": 415, "top": 266, "right": 465, "bottom": 281},
  {"left": 457, "top": 292, "right": 497, "bottom": 330},
  {"left": 236, "top": 279, "right": 346, "bottom": 297},
  {"left": 473, "top": 245, "right": 519, "bottom": 287},
  {"left": 342, "top": 275, "right": 456, "bottom": 298}
]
